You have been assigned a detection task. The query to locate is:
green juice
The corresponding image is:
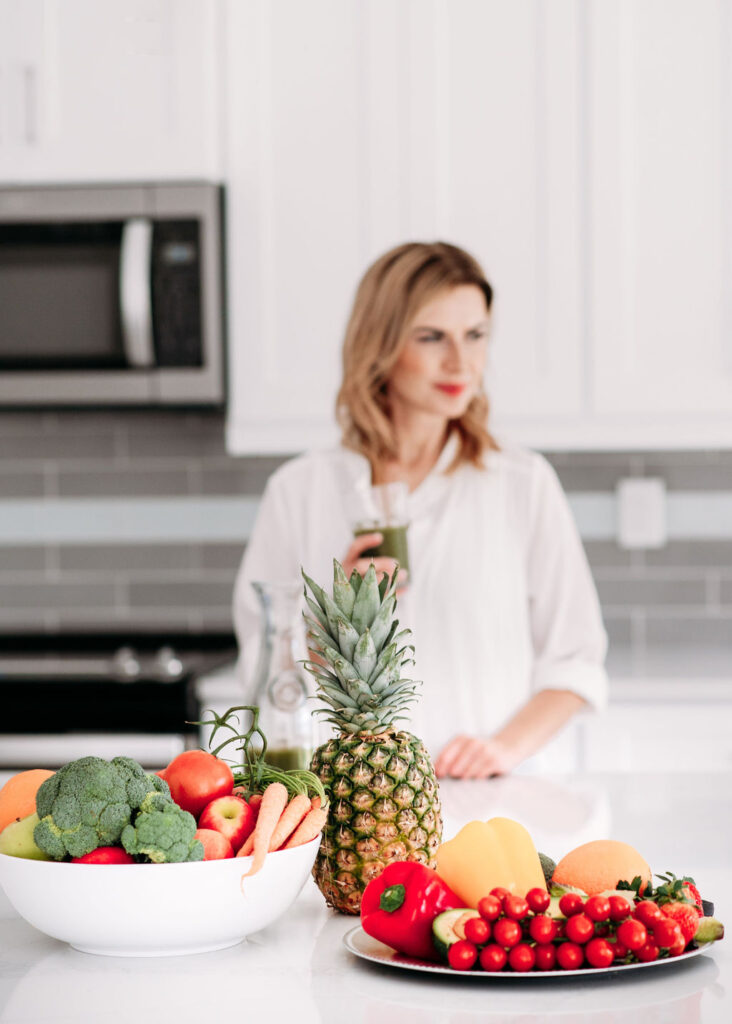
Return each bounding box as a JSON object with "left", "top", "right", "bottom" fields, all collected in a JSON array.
[
  {"left": 266, "top": 747, "right": 314, "bottom": 771},
  {"left": 354, "top": 524, "right": 410, "bottom": 572}
]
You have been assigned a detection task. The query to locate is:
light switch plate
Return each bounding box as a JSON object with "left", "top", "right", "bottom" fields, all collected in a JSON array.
[{"left": 616, "top": 477, "right": 667, "bottom": 549}]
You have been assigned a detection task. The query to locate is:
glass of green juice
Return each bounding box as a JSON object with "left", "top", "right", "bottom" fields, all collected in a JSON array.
[{"left": 351, "top": 481, "right": 410, "bottom": 572}]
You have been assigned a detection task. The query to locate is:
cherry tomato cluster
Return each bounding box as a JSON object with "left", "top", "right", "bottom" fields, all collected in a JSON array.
[{"left": 446, "top": 887, "right": 689, "bottom": 972}]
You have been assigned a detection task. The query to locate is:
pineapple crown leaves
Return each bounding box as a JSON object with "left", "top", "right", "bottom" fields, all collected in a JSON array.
[{"left": 300, "top": 559, "right": 420, "bottom": 734}]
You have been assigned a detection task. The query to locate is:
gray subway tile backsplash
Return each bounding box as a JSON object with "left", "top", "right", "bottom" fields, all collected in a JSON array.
[
  {"left": 594, "top": 577, "right": 709, "bottom": 609},
  {"left": 57, "top": 467, "right": 192, "bottom": 498},
  {"left": 57, "top": 543, "right": 198, "bottom": 573},
  {"left": 0, "top": 411, "right": 731, "bottom": 681}
]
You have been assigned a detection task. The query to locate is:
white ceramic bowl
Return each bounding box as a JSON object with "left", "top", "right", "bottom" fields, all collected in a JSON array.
[{"left": 0, "top": 838, "right": 319, "bottom": 957}]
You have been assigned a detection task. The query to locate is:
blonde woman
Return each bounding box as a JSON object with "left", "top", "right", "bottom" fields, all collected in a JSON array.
[{"left": 233, "top": 242, "right": 607, "bottom": 777}]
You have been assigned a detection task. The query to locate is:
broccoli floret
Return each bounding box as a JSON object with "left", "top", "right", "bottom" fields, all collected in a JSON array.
[
  {"left": 121, "top": 803, "right": 203, "bottom": 863},
  {"left": 111, "top": 756, "right": 172, "bottom": 811},
  {"left": 34, "top": 756, "right": 134, "bottom": 860},
  {"left": 33, "top": 754, "right": 174, "bottom": 861}
]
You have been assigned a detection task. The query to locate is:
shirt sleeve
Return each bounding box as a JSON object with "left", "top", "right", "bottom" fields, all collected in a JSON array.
[
  {"left": 232, "top": 468, "right": 301, "bottom": 695},
  {"left": 526, "top": 455, "right": 608, "bottom": 711}
]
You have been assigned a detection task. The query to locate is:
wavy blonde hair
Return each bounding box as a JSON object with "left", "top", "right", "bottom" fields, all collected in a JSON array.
[{"left": 336, "top": 241, "right": 498, "bottom": 472}]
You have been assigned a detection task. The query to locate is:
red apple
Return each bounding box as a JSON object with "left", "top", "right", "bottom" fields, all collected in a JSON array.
[
  {"left": 194, "top": 828, "right": 234, "bottom": 860},
  {"left": 198, "top": 794, "right": 255, "bottom": 853}
]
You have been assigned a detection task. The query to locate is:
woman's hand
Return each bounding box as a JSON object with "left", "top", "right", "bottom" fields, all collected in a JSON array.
[
  {"left": 433, "top": 734, "right": 518, "bottom": 779},
  {"left": 342, "top": 532, "right": 408, "bottom": 591}
]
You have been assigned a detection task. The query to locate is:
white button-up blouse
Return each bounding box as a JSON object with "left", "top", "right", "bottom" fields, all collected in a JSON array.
[{"left": 233, "top": 434, "right": 608, "bottom": 759}]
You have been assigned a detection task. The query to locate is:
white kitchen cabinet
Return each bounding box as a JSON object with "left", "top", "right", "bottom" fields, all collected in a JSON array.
[
  {"left": 225, "top": 0, "right": 732, "bottom": 454},
  {"left": 0, "top": 0, "right": 222, "bottom": 184},
  {"left": 584, "top": 0, "right": 732, "bottom": 448},
  {"left": 225, "top": 0, "right": 584, "bottom": 454}
]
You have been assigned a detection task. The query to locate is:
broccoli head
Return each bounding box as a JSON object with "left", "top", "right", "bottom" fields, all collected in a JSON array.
[
  {"left": 33, "top": 755, "right": 174, "bottom": 861},
  {"left": 121, "top": 803, "right": 203, "bottom": 863}
]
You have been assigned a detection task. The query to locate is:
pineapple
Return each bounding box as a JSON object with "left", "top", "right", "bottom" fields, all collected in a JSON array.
[{"left": 302, "top": 559, "right": 443, "bottom": 914}]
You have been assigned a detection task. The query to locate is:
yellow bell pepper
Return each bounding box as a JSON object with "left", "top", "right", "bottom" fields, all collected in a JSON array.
[{"left": 435, "top": 817, "right": 546, "bottom": 907}]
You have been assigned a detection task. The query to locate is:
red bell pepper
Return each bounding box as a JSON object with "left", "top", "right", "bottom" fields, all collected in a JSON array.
[{"left": 361, "top": 861, "right": 462, "bottom": 960}]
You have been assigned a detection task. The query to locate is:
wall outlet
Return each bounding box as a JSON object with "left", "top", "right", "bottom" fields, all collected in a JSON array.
[{"left": 616, "top": 477, "right": 667, "bottom": 549}]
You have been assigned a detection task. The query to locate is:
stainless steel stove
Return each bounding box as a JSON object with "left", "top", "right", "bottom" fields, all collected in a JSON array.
[{"left": 0, "top": 633, "right": 237, "bottom": 772}]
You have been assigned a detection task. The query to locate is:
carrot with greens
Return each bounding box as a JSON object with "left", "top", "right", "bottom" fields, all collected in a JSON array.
[
  {"left": 283, "top": 806, "right": 328, "bottom": 849},
  {"left": 267, "top": 793, "right": 312, "bottom": 851},
  {"left": 241, "top": 781, "right": 288, "bottom": 876}
]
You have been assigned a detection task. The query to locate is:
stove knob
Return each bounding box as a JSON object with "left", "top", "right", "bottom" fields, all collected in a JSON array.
[
  {"left": 113, "top": 646, "right": 140, "bottom": 680},
  {"left": 156, "top": 646, "right": 184, "bottom": 679}
]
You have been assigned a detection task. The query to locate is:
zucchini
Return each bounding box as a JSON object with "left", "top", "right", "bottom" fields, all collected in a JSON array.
[{"left": 432, "top": 908, "right": 481, "bottom": 960}]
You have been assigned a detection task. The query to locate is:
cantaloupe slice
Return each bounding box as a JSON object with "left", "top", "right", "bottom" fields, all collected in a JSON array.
[{"left": 552, "top": 839, "right": 652, "bottom": 895}]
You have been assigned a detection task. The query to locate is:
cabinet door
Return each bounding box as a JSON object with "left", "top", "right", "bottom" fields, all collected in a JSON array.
[
  {"left": 225, "top": 0, "right": 584, "bottom": 454},
  {"left": 589, "top": 0, "right": 732, "bottom": 433},
  {"left": 0, "top": 0, "right": 221, "bottom": 183},
  {"left": 411, "top": 0, "right": 584, "bottom": 430}
]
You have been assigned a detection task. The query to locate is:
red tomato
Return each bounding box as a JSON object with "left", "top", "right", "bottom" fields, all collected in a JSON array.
[
  {"left": 651, "top": 917, "right": 683, "bottom": 950},
  {"left": 493, "top": 918, "right": 522, "bottom": 949},
  {"left": 526, "top": 887, "right": 550, "bottom": 913},
  {"left": 477, "top": 894, "right": 502, "bottom": 922},
  {"left": 529, "top": 914, "right": 558, "bottom": 944},
  {"left": 608, "top": 895, "right": 633, "bottom": 922},
  {"left": 584, "top": 895, "right": 611, "bottom": 923},
  {"left": 534, "top": 943, "right": 557, "bottom": 971},
  {"left": 448, "top": 940, "right": 478, "bottom": 971},
  {"left": 636, "top": 941, "right": 660, "bottom": 963},
  {"left": 464, "top": 917, "right": 491, "bottom": 945},
  {"left": 558, "top": 892, "right": 584, "bottom": 917},
  {"left": 503, "top": 894, "right": 529, "bottom": 921},
  {"left": 556, "top": 942, "right": 584, "bottom": 970},
  {"left": 616, "top": 918, "right": 647, "bottom": 951},
  {"left": 479, "top": 944, "right": 508, "bottom": 972},
  {"left": 611, "top": 936, "right": 629, "bottom": 959},
  {"left": 164, "top": 749, "right": 234, "bottom": 817},
  {"left": 71, "top": 846, "right": 135, "bottom": 864},
  {"left": 490, "top": 886, "right": 510, "bottom": 900},
  {"left": 565, "top": 913, "right": 595, "bottom": 945},
  {"left": 508, "top": 943, "right": 536, "bottom": 972},
  {"left": 633, "top": 900, "right": 663, "bottom": 927},
  {"left": 585, "top": 937, "right": 614, "bottom": 969}
]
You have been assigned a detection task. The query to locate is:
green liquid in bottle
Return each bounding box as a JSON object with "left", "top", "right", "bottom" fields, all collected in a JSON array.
[
  {"left": 354, "top": 524, "right": 410, "bottom": 571},
  {"left": 266, "top": 747, "right": 314, "bottom": 771}
]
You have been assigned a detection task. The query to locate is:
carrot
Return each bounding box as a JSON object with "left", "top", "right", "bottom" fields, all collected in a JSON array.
[
  {"left": 282, "top": 807, "right": 328, "bottom": 849},
  {"left": 241, "top": 782, "right": 288, "bottom": 876},
  {"left": 236, "top": 832, "right": 254, "bottom": 858},
  {"left": 267, "top": 793, "right": 312, "bottom": 852},
  {"left": 310, "top": 795, "right": 322, "bottom": 811}
]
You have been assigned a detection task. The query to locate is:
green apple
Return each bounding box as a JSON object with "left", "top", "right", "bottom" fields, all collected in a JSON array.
[{"left": 0, "top": 812, "right": 53, "bottom": 860}]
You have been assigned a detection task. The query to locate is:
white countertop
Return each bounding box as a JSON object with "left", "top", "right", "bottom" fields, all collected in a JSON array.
[{"left": 1, "top": 772, "right": 730, "bottom": 1024}]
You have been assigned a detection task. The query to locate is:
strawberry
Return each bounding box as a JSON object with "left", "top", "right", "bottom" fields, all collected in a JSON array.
[
  {"left": 680, "top": 879, "right": 703, "bottom": 911},
  {"left": 661, "top": 902, "right": 700, "bottom": 946},
  {"left": 653, "top": 872, "right": 703, "bottom": 915}
]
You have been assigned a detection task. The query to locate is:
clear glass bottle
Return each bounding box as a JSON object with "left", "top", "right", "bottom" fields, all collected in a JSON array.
[{"left": 250, "top": 580, "right": 315, "bottom": 770}]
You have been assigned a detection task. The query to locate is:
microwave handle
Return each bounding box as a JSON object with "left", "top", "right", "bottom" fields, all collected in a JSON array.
[{"left": 119, "top": 218, "right": 155, "bottom": 367}]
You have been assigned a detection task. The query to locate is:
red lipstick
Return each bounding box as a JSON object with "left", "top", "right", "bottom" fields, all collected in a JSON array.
[{"left": 435, "top": 383, "right": 466, "bottom": 396}]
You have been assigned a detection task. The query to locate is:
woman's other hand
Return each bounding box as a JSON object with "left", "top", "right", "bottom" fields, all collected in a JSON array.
[
  {"left": 433, "top": 734, "right": 518, "bottom": 779},
  {"left": 342, "top": 532, "right": 409, "bottom": 592}
]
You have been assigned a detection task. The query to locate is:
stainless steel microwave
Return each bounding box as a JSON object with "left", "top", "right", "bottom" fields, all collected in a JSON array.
[{"left": 0, "top": 182, "right": 225, "bottom": 406}]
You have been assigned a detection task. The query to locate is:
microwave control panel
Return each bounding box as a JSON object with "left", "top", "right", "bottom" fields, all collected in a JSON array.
[{"left": 152, "top": 219, "right": 203, "bottom": 367}]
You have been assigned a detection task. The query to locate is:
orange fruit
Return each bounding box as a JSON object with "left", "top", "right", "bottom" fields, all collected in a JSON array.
[
  {"left": 0, "top": 769, "right": 55, "bottom": 835},
  {"left": 552, "top": 839, "right": 652, "bottom": 895}
]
